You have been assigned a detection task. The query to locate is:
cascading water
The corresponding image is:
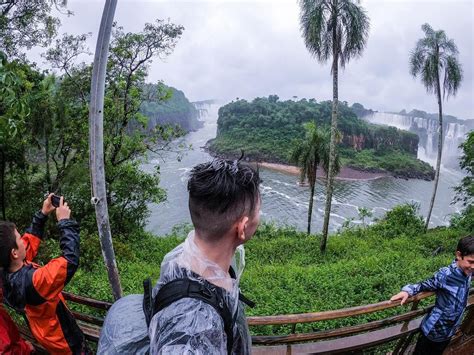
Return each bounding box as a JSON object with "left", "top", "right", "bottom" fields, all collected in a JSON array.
[{"left": 362, "top": 112, "right": 469, "bottom": 168}]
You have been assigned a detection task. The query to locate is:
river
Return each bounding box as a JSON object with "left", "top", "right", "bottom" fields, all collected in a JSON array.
[{"left": 143, "top": 105, "right": 464, "bottom": 235}]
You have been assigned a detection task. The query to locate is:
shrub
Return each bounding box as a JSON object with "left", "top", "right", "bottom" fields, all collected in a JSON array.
[
  {"left": 372, "top": 203, "right": 425, "bottom": 238},
  {"left": 450, "top": 205, "right": 474, "bottom": 233}
]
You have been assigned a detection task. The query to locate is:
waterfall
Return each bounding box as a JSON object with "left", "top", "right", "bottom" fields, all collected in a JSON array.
[{"left": 362, "top": 112, "right": 469, "bottom": 168}]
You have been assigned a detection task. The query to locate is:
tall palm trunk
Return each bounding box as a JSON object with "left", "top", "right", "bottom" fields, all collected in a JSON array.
[
  {"left": 425, "top": 64, "right": 443, "bottom": 231},
  {"left": 321, "top": 22, "right": 339, "bottom": 252},
  {"left": 45, "top": 131, "right": 51, "bottom": 189},
  {"left": 307, "top": 171, "right": 317, "bottom": 235}
]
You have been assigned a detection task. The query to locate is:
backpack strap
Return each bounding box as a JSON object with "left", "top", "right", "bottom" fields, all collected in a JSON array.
[
  {"left": 142, "top": 278, "right": 153, "bottom": 327},
  {"left": 153, "top": 278, "right": 234, "bottom": 355},
  {"left": 228, "top": 266, "right": 255, "bottom": 308}
]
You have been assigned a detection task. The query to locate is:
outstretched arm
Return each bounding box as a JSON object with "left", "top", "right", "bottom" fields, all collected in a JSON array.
[
  {"left": 391, "top": 268, "right": 447, "bottom": 305},
  {"left": 30, "top": 198, "right": 80, "bottom": 301},
  {"left": 22, "top": 194, "right": 56, "bottom": 262}
]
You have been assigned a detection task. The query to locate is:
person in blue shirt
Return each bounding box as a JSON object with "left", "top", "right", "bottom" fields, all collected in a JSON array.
[{"left": 391, "top": 235, "right": 474, "bottom": 355}]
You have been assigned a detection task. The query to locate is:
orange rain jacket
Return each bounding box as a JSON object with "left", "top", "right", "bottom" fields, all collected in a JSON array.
[{"left": 3, "top": 211, "right": 85, "bottom": 354}]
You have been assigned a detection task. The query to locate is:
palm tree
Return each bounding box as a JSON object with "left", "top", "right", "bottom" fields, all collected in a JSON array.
[
  {"left": 291, "top": 122, "right": 339, "bottom": 234},
  {"left": 298, "top": 0, "right": 369, "bottom": 251},
  {"left": 410, "top": 23, "right": 463, "bottom": 231}
]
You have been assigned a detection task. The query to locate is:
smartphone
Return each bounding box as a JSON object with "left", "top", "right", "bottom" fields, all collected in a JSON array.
[{"left": 51, "top": 195, "right": 61, "bottom": 208}]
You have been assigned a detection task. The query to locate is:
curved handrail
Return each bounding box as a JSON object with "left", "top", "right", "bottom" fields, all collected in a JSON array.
[
  {"left": 62, "top": 288, "right": 474, "bottom": 328},
  {"left": 247, "top": 291, "right": 435, "bottom": 326},
  {"left": 63, "top": 291, "right": 113, "bottom": 310}
]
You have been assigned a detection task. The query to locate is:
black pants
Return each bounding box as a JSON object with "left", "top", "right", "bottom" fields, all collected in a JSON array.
[{"left": 413, "top": 332, "right": 451, "bottom": 355}]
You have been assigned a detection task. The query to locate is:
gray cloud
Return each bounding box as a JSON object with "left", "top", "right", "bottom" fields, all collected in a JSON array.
[{"left": 31, "top": 0, "right": 473, "bottom": 119}]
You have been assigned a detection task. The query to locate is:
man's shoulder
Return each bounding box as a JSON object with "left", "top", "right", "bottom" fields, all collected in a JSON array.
[
  {"left": 3, "top": 265, "right": 35, "bottom": 308},
  {"left": 7, "top": 264, "right": 34, "bottom": 283},
  {"left": 158, "top": 297, "right": 225, "bottom": 323}
]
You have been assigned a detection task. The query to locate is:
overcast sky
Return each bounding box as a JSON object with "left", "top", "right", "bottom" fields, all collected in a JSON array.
[{"left": 32, "top": 0, "right": 474, "bottom": 119}]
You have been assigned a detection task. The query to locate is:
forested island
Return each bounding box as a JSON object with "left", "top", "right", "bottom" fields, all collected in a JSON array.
[{"left": 207, "top": 96, "right": 435, "bottom": 180}]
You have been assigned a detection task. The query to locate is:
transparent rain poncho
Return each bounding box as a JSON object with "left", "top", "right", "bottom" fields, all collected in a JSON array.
[
  {"left": 98, "top": 294, "right": 150, "bottom": 354},
  {"left": 149, "top": 230, "right": 252, "bottom": 355}
]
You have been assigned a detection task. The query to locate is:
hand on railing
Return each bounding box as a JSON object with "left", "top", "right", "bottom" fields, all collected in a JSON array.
[{"left": 390, "top": 291, "right": 410, "bottom": 305}]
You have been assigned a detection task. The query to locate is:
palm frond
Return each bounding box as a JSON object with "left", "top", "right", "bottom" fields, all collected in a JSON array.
[
  {"left": 421, "top": 23, "right": 435, "bottom": 37},
  {"left": 290, "top": 121, "right": 330, "bottom": 185},
  {"left": 412, "top": 23, "right": 462, "bottom": 99},
  {"left": 339, "top": 0, "right": 370, "bottom": 68},
  {"left": 299, "top": 0, "right": 369, "bottom": 68},
  {"left": 443, "top": 55, "right": 463, "bottom": 98},
  {"left": 421, "top": 54, "right": 438, "bottom": 93},
  {"left": 299, "top": 0, "right": 331, "bottom": 62}
]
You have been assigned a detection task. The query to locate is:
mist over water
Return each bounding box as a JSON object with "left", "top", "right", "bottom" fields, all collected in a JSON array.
[{"left": 143, "top": 105, "right": 464, "bottom": 236}]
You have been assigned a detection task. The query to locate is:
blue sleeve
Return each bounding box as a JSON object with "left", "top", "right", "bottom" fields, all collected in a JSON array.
[
  {"left": 25, "top": 211, "right": 48, "bottom": 239},
  {"left": 402, "top": 268, "right": 448, "bottom": 296}
]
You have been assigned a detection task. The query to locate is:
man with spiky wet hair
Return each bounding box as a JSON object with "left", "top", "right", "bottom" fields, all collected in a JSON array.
[
  {"left": 149, "top": 159, "right": 261, "bottom": 354},
  {"left": 98, "top": 158, "right": 261, "bottom": 354},
  {"left": 391, "top": 235, "right": 474, "bottom": 355}
]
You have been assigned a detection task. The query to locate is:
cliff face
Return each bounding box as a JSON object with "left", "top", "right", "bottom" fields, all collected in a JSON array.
[
  {"left": 140, "top": 84, "right": 203, "bottom": 133},
  {"left": 357, "top": 105, "right": 472, "bottom": 169},
  {"left": 343, "top": 134, "right": 365, "bottom": 150}
]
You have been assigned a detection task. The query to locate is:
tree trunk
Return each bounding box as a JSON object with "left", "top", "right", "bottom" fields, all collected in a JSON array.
[
  {"left": 1, "top": 149, "right": 6, "bottom": 220},
  {"left": 89, "top": 0, "right": 122, "bottom": 300},
  {"left": 307, "top": 176, "right": 316, "bottom": 235},
  {"left": 425, "top": 65, "right": 443, "bottom": 231},
  {"left": 321, "top": 17, "right": 339, "bottom": 252},
  {"left": 45, "top": 131, "right": 51, "bottom": 189}
]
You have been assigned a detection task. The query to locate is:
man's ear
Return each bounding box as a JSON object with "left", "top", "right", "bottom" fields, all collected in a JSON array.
[
  {"left": 236, "top": 216, "right": 249, "bottom": 242},
  {"left": 455, "top": 251, "right": 462, "bottom": 261}
]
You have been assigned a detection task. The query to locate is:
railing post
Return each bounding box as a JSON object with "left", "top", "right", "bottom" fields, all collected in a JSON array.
[{"left": 392, "top": 300, "right": 420, "bottom": 355}]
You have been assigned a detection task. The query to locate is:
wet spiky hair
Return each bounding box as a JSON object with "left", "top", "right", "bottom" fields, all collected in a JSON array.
[{"left": 187, "top": 158, "right": 261, "bottom": 240}]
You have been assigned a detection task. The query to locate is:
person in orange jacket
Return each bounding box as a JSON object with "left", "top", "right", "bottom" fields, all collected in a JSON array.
[
  {"left": 0, "top": 280, "right": 34, "bottom": 354},
  {"left": 0, "top": 195, "right": 87, "bottom": 354}
]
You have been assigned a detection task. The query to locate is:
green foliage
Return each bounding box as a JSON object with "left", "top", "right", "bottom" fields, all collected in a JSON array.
[
  {"left": 0, "top": 54, "right": 47, "bottom": 222},
  {"left": 1, "top": 18, "right": 189, "bottom": 238},
  {"left": 454, "top": 130, "right": 474, "bottom": 207},
  {"left": 450, "top": 206, "right": 474, "bottom": 234},
  {"left": 0, "top": 1, "right": 69, "bottom": 58},
  {"left": 452, "top": 131, "right": 474, "bottom": 233},
  {"left": 372, "top": 203, "right": 425, "bottom": 238},
  {"left": 357, "top": 207, "right": 373, "bottom": 227},
  {"left": 342, "top": 148, "right": 434, "bottom": 180},
  {"left": 209, "top": 97, "right": 433, "bottom": 179}
]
